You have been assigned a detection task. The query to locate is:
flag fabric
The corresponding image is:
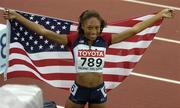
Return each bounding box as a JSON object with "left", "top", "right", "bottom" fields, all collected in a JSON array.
[
  {"left": 6, "top": 11, "right": 163, "bottom": 91},
  {"left": 0, "top": 24, "right": 8, "bottom": 74}
]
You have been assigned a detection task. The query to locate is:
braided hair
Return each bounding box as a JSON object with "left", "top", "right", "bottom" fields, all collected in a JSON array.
[{"left": 78, "top": 10, "right": 107, "bottom": 35}]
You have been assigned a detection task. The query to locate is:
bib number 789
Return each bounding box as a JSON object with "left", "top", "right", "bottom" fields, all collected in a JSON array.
[{"left": 81, "top": 58, "right": 102, "bottom": 67}]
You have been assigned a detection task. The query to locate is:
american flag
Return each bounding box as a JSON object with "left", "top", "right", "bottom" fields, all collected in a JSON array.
[{"left": 6, "top": 11, "right": 163, "bottom": 91}]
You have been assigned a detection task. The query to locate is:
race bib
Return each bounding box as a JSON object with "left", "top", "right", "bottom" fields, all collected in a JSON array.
[{"left": 74, "top": 45, "right": 106, "bottom": 73}]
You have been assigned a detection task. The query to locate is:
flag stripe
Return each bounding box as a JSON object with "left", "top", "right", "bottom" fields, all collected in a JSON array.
[
  {"left": 9, "top": 48, "right": 142, "bottom": 63},
  {"left": 11, "top": 41, "right": 151, "bottom": 54},
  {"left": 9, "top": 58, "right": 133, "bottom": 75},
  {"left": 10, "top": 57, "right": 137, "bottom": 69},
  {"left": 124, "top": 34, "right": 156, "bottom": 42},
  {"left": 7, "top": 71, "right": 121, "bottom": 89},
  {"left": 10, "top": 44, "right": 147, "bottom": 56},
  {"left": 8, "top": 69, "right": 128, "bottom": 82}
]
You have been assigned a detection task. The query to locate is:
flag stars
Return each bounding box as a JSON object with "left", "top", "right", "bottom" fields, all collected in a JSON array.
[
  {"left": 21, "top": 37, "right": 25, "bottom": 41},
  {"left": 15, "top": 22, "right": 18, "bottom": 26},
  {"left": 41, "top": 17, "right": 46, "bottom": 20},
  {"left": 62, "top": 26, "right": 67, "bottom": 30},
  {"left": 60, "top": 45, "right": 64, "bottom": 49},
  {"left": 57, "top": 22, "right": 61, "bottom": 25},
  {"left": 39, "top": 36, "right": 43, "bottom": 39},
  {"left": 16, "top": 32, "right": 20, "bottom": 37},
  {"left": 31, "top": 14, "right": 35, "bottom": 17},
  {"left": 46, "top": 21, "right": 50, "bottom": 25},
  {"left": 24, "top": 31, "right": 28, "bottom": 35},
  {"left": 30, "top": 46, "right": 34, "bottom": 50},
  {"left": 44, "top": 40, "right": 48, "bottom": 44},
  {"left": 49, "top": 44, "right": 54, "bottom": 49},
  {"left": 35, "top": 20, "right": 39, "bottom": 24},
  {"left": 11, "top": 12, "right": 72, "bottom": 53},
  {"left": 39, "top": 45, "right": 43, "bottom": 49},
  {"left": 26, "top": 42, "right": 29, "bottom": 46},
  {"left": 30, "top": 16, "right": 34, "bottom": 20},
  {"left": 29, "top": 36, "right": 33, "bottom": 40},
  {"left": 96, "top": 39, "right": 99, "bottom": 43},
  {"left": 65, "top": 22, "right": 69, "bottom": 25},
  {"left": 56, "top": 30, "right": 60, "bottom": 34},
  {"left": 34, "top": 40, "right": 38, "bottom": 45},
  {"left": 14, "top": 37, "right": 18, "bottom": 40},
  {"left": 20, "top": 27, "right": 23, "bottom": 31},
  {"left": 51, "top": 25, "right": 55, "bottom": 30}
]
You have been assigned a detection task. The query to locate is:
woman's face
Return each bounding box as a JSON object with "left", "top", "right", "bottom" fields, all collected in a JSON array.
[{"left": 82, "top": 17, "right": 101, "bottom": 41}]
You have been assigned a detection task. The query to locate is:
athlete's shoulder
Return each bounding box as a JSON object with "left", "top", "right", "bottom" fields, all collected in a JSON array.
[{"left": 101, "top": 33, "right": 112, "bottom": 46}]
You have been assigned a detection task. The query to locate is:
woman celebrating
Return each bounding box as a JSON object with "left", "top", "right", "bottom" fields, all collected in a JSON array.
[{"left": 3, "top": 8, "right": 173, "bottom": 108}]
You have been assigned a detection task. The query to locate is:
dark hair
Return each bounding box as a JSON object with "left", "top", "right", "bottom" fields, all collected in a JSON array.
[{"left": 78, "top": 10, "right": 107, "bottom": 35}]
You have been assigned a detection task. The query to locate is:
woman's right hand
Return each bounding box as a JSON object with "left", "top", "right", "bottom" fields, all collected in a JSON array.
[{"left": 3, "top": 9, "right": 17, "bottom": 20}]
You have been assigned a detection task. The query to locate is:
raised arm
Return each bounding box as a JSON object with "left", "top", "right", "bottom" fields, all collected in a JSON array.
[
  {"left": 111, "top": 9, "right": 174, "bottom": 44},
  {"left": 2, "top": 9, "right": 68, "bottom": 45}
]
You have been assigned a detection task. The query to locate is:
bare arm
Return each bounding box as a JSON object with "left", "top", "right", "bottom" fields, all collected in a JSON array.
[
  {"left": 3, "top": 9, "right": 68, "bottom": 45},
  {"left": 111, "top": 9, "right": 174, "bottom": 44}
]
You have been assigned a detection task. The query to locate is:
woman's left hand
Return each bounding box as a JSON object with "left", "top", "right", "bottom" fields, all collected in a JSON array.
[{"left": 159, "top": 8, "right": 174, "bottom": 18}]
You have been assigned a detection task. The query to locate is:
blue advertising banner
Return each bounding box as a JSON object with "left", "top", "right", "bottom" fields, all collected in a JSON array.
[{"left": 0, "top": 24, "right": 7, "bottom": 74}]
